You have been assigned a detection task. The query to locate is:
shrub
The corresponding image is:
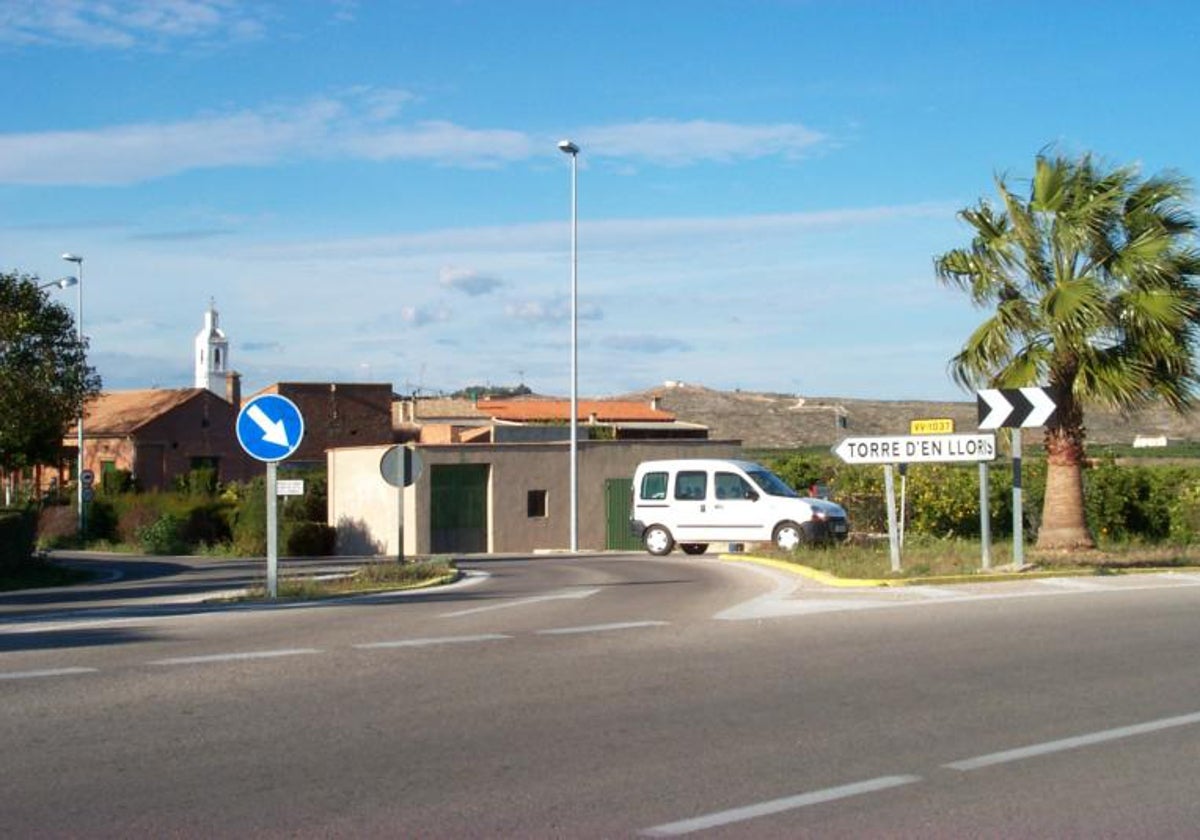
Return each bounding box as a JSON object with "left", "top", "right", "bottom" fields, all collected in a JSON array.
[
  {"left": 136, "top": 513, "right": 187, "bottom": 555},
  {"left": 36, "top": 504, "right": 78, "bottom": 549},
  {"left": 0, "top": 508, "right": 37, "bottom": 572},
  {"left": 282, "top": 521, "right": 336, "bottom": 556}
]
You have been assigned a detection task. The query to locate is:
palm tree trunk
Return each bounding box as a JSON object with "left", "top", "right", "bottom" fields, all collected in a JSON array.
[{"left": 1036, "top": 424, "right": 1095, "bottom": 550}]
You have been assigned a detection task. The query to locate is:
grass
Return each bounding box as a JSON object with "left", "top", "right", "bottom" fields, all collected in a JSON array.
[
  {"left": 760, "top": 535, "right": 1200, "bottom": 581},
  {"left": 241, "top": 557, "right": 458, "bottom": 600}
]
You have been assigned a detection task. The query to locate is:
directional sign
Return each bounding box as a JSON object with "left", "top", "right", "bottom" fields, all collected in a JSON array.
[
  {"left": 976, "top": 387, "right": 1058, "bottom": 429},
  {"left": 236, "top": 394, "right": 305, "bottom": 462},
  {"left": 834, "top": 433, "right": 997, "bottom": 465}
]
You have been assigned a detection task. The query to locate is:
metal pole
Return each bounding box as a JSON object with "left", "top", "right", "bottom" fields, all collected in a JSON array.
[
  {"left": 558, "top": 140, "right": 580, "bottom": 553},
  {"left": 61, "top": 254, "right": 85, "bottom": 540},
  {"left": 884, "top": 465, "right": 901, "bottom": 573},
  {"left": 266, "top": 461, "right": 278, "bottom": 598},
  {"left": 979, "top": 461, "right": 991, "bottom": 570},
  {"left": 1012, "top": 428, "right": 1024, "bottom": 567}
]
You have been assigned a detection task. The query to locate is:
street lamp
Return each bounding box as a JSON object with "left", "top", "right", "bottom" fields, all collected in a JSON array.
[
  {"left": 61, "top": 253, "right": 85, "bottom": 540},
  {"left": 39, "top": 277, "right": 77, "bottom": 292},
  {"left": 558, "top": 139, "right": 580, "bottom": 552}
]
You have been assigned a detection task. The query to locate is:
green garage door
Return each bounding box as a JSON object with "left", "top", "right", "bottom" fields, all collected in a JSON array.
[
  {"left": 430, "top": 464, "right": 489, "bottom": 553},
  {"left": 605, "top": 478, "right": 642, "bottom": 550}
]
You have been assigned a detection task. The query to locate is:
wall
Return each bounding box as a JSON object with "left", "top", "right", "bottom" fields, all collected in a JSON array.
[{"left": 327, "top": 439, "right": 739, "bottom": 556}]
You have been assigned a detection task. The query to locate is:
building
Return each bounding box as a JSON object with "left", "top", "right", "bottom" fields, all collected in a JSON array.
[
  {"left": 249, "top": 382, "right": 397, "bottom": 466},
  {"left": 70, "top": 388, "right": 258, "bottom": 491},
  {"left": 194, "top": 300, "right": 231, "bottom": 397}
]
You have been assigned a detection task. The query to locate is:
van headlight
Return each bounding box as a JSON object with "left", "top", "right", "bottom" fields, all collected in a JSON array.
[{"left": 811, "top": 509, "right": 828, "bottom": 521}]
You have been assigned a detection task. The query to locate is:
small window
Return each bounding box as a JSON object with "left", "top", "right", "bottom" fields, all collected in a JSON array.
[
  {"left": 639, "top": 471, "right": 668, "bottom": 500},
  {"left": 715, "top": 472, "right": 750, "bottom": 500},
  {"left": 527, "top": 489, "right": 548, "bottom": 518},
  {"left": 675, "top": 470, "right": 707, "bottom": 501}
]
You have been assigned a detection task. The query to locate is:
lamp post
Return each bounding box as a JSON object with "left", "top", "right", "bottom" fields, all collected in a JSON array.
[
  {"left": 61, "top": 253, "right": 85, "bottom": 540},
  {"left": 558, "top": 139, "right": 580, "bottom": 552}
]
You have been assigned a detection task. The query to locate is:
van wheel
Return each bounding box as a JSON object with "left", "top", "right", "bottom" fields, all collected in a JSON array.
[
  {"left": 680, "top": 543, "right": 708, "bottom": 555},
  {"left": 644, "top": 525, "right": 674, "bottom": 556},
  {"left": 774, "top": 521, "right": 805, "bottom": 552}
]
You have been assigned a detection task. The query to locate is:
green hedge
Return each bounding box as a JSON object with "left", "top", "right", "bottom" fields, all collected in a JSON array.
[
  {"left": 0, "top": 508, "right": 37, "bottom": 572},
  {"left": 763, "top": 453, "right": 1196, "bottom": 545}
]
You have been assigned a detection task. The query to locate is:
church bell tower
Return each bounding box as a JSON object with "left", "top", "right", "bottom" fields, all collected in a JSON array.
[{"left": 194, "top": 299, "right": 229, "bottom": 396}]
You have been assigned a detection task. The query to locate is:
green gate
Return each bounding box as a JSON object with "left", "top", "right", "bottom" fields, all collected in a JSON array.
[
  {"left": 430, "top": 464, "right": 489, "bottom": 553},
  {"left": 605, "top": 477, "right": 642, "bottom": 550}
]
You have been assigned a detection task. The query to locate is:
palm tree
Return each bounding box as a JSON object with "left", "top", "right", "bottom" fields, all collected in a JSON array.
[{"left": 935, "top": 153, "right": 1200, "bottom": 550}]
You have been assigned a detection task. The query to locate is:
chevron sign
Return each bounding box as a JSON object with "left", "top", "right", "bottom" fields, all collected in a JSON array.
[{"left": 977, "top": 387, "right": 1059, "bottom": 429}]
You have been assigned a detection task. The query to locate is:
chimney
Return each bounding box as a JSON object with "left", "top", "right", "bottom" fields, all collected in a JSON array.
[
  {"left": 225, "top": 371, "right": 241, "bottom": 406},
  {"left": 650, "top": 395, "right": 661, "bottom": 411}
]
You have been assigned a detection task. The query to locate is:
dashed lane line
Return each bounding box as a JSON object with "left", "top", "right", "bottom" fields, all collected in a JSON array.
[
  {"left": 354, "top": 634, "right": 511, "bottom": 649},
  {"left": 0, "top": 666, "right": 98, "bottom": 681},
  {"left": 148, "top": 648, "right": 323, "bottom": 666},
  {"left": 640, "top": 775, "right": 923, "bottom": 836},
  {"left": 536, "top": 621, "right": 669, "bottom": 636},
  {"left": 439, "top": 587, "right": 601, "bottom": 618}
]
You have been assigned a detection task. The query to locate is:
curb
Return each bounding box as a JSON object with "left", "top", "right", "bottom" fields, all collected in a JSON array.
[{"left": 717, "top": 553, "right": 1200, "bottom": 588}]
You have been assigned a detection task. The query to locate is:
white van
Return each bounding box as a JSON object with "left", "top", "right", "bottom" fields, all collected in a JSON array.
[{"left": 629, "top": 458, "right": 849, "bottom": 555}]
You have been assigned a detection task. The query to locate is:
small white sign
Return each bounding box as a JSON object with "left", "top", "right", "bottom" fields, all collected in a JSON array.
[
  {"left": 276, "top": 479, "right": 305, "bottom": 496},
  {"left": 834, "top": 433, "right": 997, "bottom": 465}
]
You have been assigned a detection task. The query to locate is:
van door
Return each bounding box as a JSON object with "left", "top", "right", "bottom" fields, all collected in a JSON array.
[
  {"left": 709, "top": 469, "right": 770, "bottom": 542},
  {"left": 669, "top": 468, "right": 711, "bottom": 543}
]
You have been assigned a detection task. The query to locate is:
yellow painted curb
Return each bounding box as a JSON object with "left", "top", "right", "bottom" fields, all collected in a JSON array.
[{"left": 717, "top": 553, "right": 1200, "bottom": 588}]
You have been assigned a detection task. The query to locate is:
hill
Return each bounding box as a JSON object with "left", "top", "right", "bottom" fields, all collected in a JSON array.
[{"left": 622, "top": 384, "right": 1200, "bottom": 450}]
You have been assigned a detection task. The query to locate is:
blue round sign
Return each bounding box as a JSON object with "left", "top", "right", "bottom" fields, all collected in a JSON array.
[{"left": 236, "top": 394, "right": 305, "bottom": 462}]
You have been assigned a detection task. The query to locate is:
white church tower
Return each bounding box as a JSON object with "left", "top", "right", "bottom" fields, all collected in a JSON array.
[{"left": 194, "top": 299, "right": 229, "bottom": 396}]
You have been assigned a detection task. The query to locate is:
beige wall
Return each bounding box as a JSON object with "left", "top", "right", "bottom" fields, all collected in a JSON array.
[{"left": 327, "top": 439, "right": 739, "bottom": 556}]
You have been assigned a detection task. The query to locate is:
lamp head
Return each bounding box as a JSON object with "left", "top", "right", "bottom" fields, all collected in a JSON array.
[
  {"left": 57, "top": 276, "right": 78, "bottom": 290},
  {"left": 61, "top": 252, "right": 83, "bottom": 264},
  {"left": 557, "top": 139, "right": 579, "bottom": 155}
]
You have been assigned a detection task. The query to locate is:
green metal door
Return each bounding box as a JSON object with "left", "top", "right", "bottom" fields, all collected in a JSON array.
[
  {"left": 430, "top": 464, "right": 489, "bottom": 553},
  {"left": 605, "top": 478, "right": 642, "bottom": 550}
]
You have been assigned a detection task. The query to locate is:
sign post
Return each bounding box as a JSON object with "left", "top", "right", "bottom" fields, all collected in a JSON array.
[
  {"left": 976, "top": 387, "right": 1059, "bottom": 567},
  {"left": 236, "top": 394, "right": 305, "bottom": 598},
  {"left": 380, "top": 445, "right": 423, "bottom": 562},
  {"left": 834, "top": 433, "right": 997, "bottom": 571}
]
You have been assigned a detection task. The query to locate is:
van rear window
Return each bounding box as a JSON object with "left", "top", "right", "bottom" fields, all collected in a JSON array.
[{"left": 639, "top": 471, "right": 668, "bottom": 500}]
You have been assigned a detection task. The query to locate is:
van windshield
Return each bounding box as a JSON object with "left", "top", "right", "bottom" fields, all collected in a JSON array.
[{"left": 746, "top": 467, "right": 799, "bottom": 498}]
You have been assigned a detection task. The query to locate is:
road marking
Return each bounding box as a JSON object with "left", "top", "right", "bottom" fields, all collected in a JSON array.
[
  {"left": 537, "top": 621, "right": 668, "bottom": 636},
  {"left": 440, "top": 587, "right": 601, "bottom": 617},
  {"left": 0, "top": 666, "right": 98, "bottom": 681},
  {"left": 354, "top": 634, "right": 511, "bottom": 649},
  {"left": 149, "top": 648, "right": 322, "bottom": 666},
  {"left": 905, "top": 586, "right": 965, "bottom": 599},
  {"left": 640, "top": 775, "right": 923, "bottom": 836},
  {"left": 944, "top": 710, "right": 1200, "bottom": 771},
  {"left": 1035, "top": 577, "right": 1109, "bottom": 591}
]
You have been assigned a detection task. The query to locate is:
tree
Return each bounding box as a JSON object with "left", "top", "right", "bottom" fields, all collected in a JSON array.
[
  {"left": 935, "top": 153, "right": 1200, "bottom": 550},
  {"left": 0, "top": 271, "right": 101, "bottom": 495}
]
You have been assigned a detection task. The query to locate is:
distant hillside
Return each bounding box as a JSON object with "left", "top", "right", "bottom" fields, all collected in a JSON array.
[{"left": 621, "top": 384, "right": 1200, "bottom": 449}]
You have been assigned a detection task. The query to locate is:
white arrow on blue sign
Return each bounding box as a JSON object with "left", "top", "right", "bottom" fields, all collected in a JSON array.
[{"left": 236, "top": 394, "right": 305, "bottom": 462}]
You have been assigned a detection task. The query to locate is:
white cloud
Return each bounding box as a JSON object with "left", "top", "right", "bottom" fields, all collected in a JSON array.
[
  {"left": 579, "top": 119, "right": 825, "bottom": 166},
  {"left": 439, "top": 266, "right": 503, "bottom": 296},
  {"left": 0, "top": 0, "right": 267, "bottom": 49},
  {"left": 400, "top": 304, "right": 451, "bottom": 327},
  {"left": 505, "top": 298, "right": 603, "bottom": 324}
]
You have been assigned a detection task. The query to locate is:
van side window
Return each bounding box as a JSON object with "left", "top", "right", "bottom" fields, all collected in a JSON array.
[
  {"left": 675, "top": 471, "right": 707, "bottom": 501},
  {"left": 715, "top": 472, "right": 751, "bottom": 500},
  {"left": 640, "top": 471, "right": 668, "bottom": 500}
]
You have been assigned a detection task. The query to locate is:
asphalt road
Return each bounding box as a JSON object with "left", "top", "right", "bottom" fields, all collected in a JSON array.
[{"left": 3, "top": 553, "right": 1200, "bottom": 837}]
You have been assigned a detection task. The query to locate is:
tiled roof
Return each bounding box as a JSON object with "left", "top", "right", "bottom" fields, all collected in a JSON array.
[
  {"left": 80, "top": 388, "right": 207, "bottom": 434},
  {"left": 476, "top": 399, "right": 675, "bottom": 423}
]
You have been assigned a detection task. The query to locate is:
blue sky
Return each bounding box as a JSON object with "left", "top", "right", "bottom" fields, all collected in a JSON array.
[{"left": 3, "top": 1, "right": 1199, "bottom": 401}]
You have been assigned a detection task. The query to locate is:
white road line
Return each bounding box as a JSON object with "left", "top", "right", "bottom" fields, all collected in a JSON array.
[
  {"left": 354, "top": 634, "right": 511, "bottom": 649},
  {"left": 640, "top": 775, "right": 923, "bottom": 836},
  {"left": 905, "top": 586, "right": 966, "bottom": 599},
  {"left": 149, "top": 648, "right": 322, "bottom": 666},
  {"left": 1035, "top": 577, "right": 1109, "bottom": 591},
  {"left": 944, "top": 710, "right": 1200, "bottom": 771},
  {"left": 536, "top": 621, "right": 668, "bottom": 636},
  {"left": 440, "top": 587, "right": 601, "bottom": 617},
  {"left": 0, "top": 666, "right": 98, "bottom": 681}
]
